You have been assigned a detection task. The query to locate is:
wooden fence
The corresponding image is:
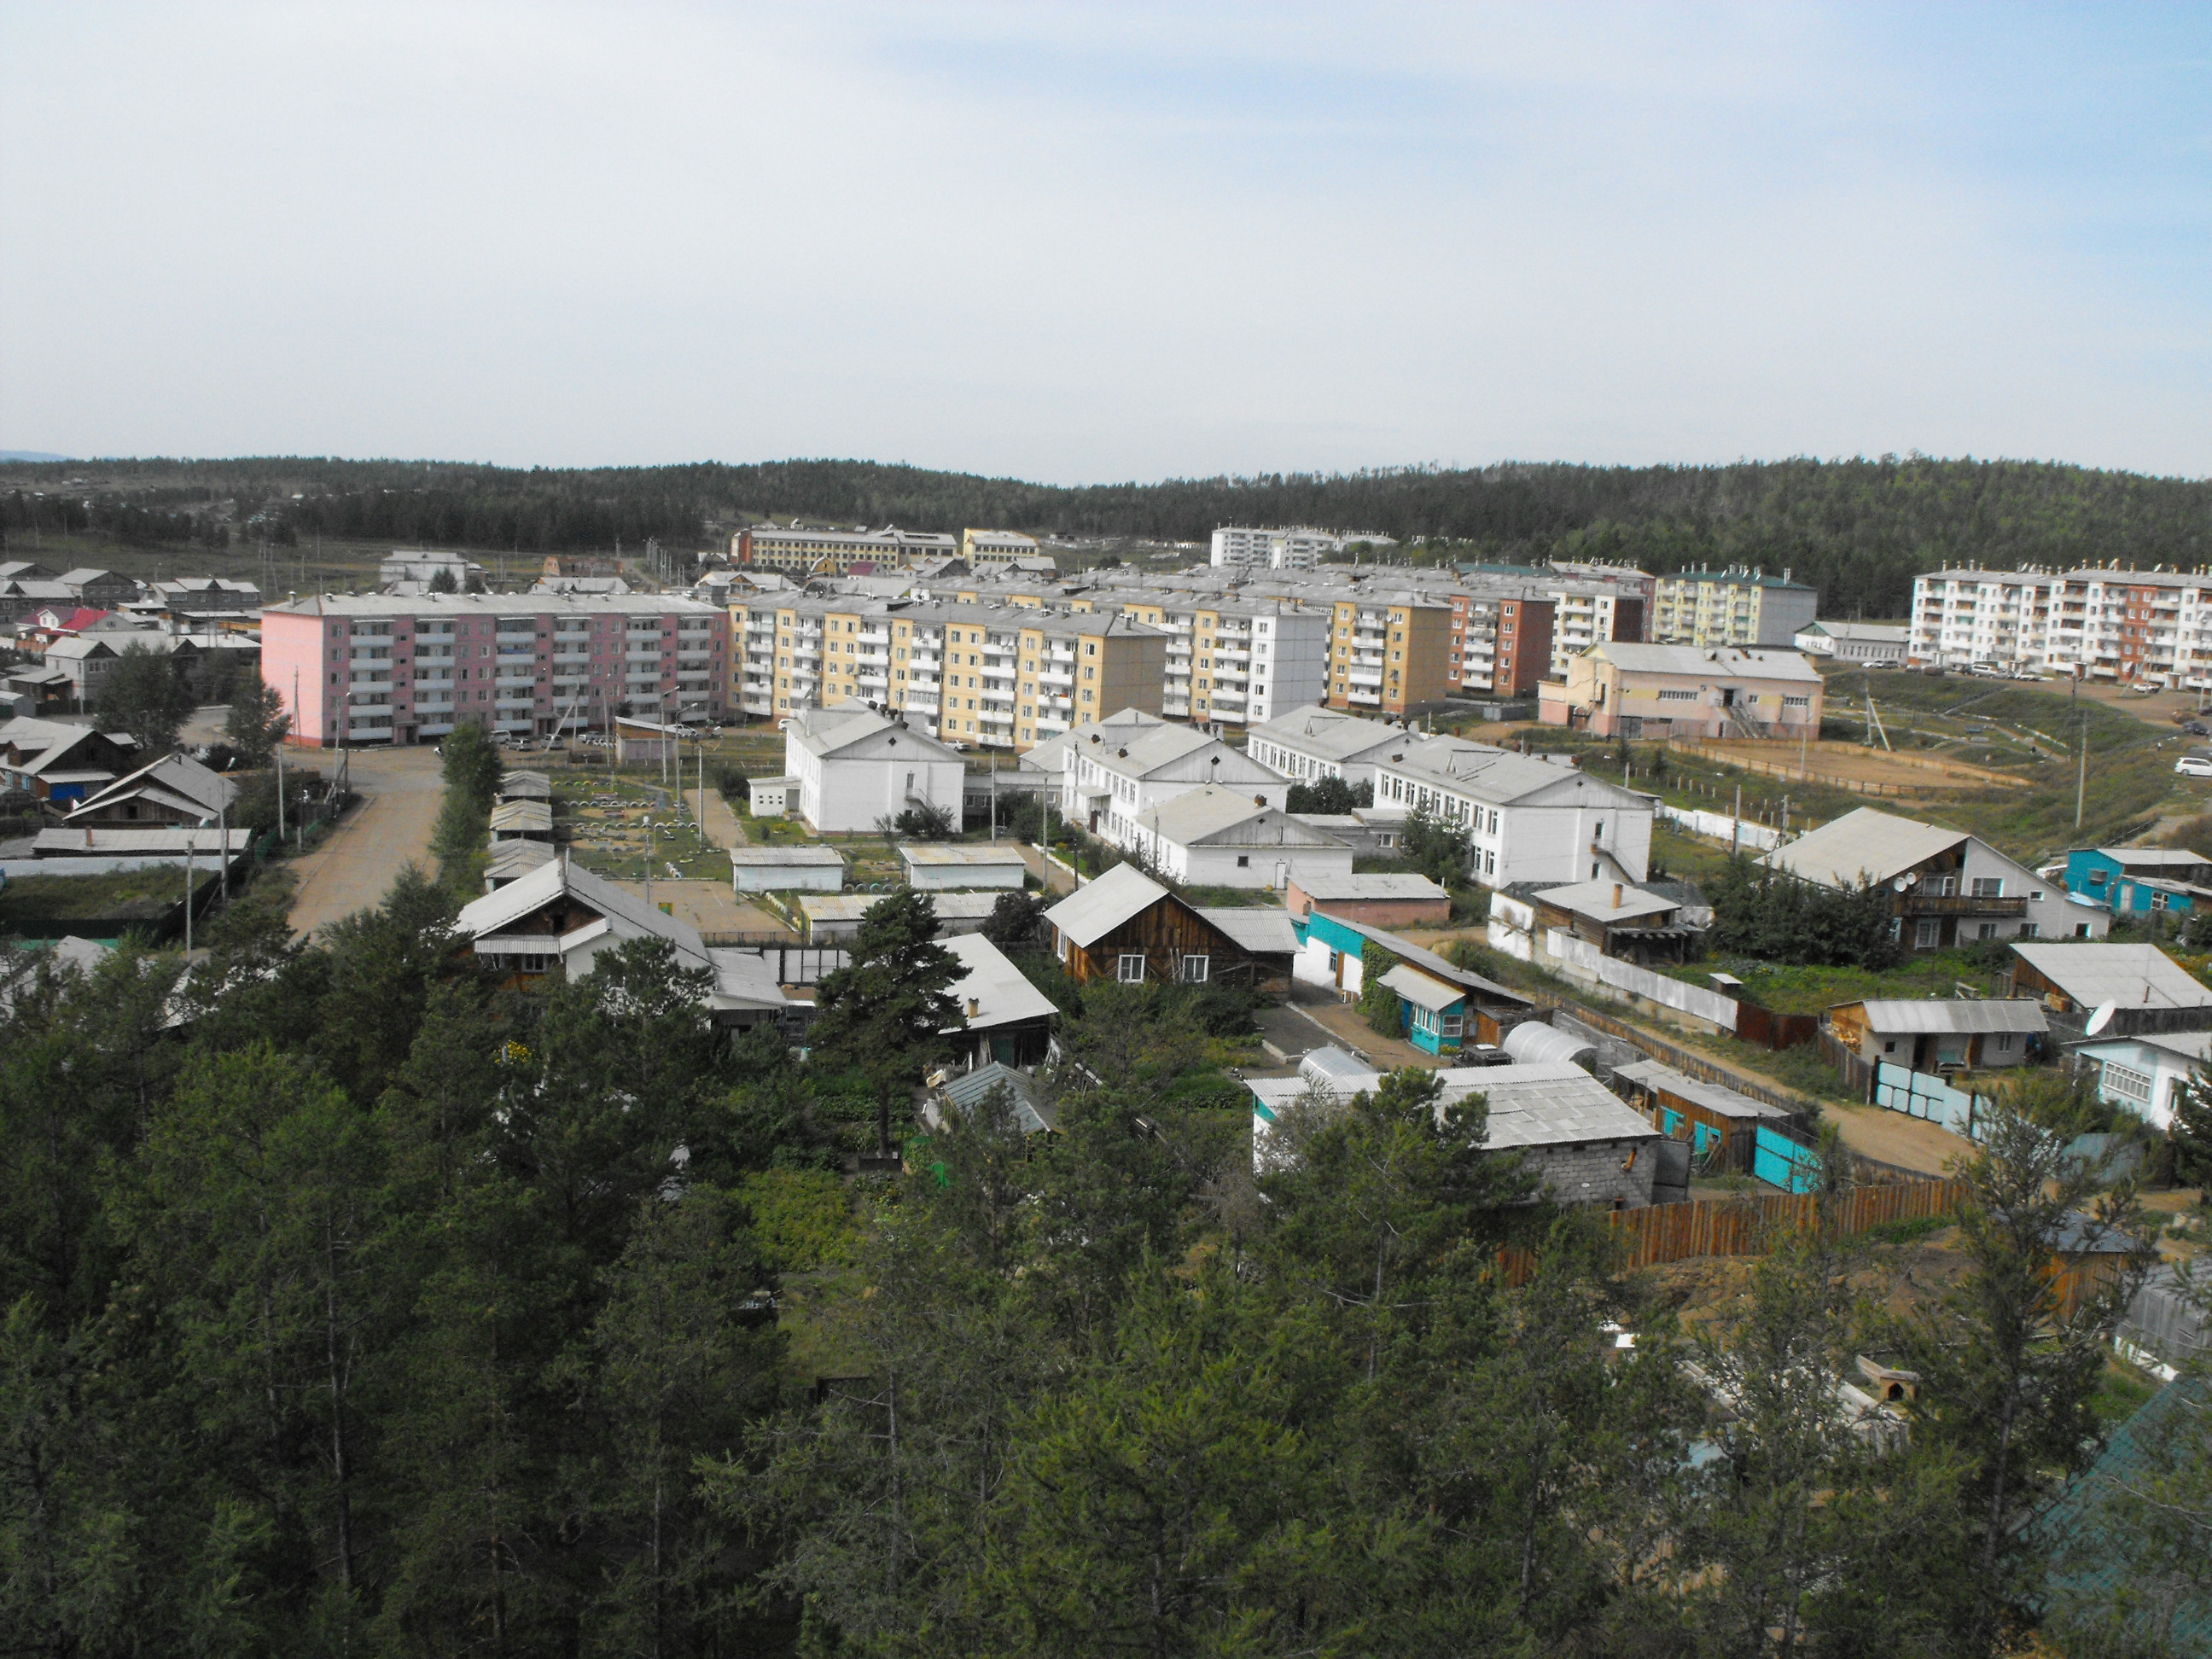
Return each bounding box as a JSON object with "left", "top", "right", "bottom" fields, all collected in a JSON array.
[{"left": 1490, "top": 1178, "right": 1969, "bottom": 1284}]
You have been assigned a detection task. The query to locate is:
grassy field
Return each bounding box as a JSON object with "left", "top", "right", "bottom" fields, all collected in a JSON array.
[
  {"left": 550, "top": 770, "right": 731, "bottom": 884},
  {"left": 1654, "top": 946, "right": 2011, "bottom": 1016}
]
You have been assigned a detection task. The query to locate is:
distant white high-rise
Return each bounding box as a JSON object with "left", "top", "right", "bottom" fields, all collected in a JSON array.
[{"left": 1210, "top": 526, "right": 1343, "bottom": 571}]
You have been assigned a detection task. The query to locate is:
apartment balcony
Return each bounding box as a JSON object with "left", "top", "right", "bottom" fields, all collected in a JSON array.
[
  {"left": 1345, "top": 688, "right": 1382, "bottom": 707},
  {"left": 1896, "top": 894, "right": 2029, "bottom": 919},
  {"left": 350, "top": 672, "right": 393, "bottom": 687}
]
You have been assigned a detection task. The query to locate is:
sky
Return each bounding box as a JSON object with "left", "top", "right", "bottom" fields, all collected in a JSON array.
[{"left": 2, "top": 2, "right": 2207, "bottom": 482}]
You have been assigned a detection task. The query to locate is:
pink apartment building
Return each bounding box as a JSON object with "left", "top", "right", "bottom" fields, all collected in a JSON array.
[{"left": 261, "top": 592, "right": 730, "bottom": 747}]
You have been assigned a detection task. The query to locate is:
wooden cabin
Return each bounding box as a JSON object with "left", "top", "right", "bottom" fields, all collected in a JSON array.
[
  {"left": 1610, "top": 1057, "right": 1796, "bottom": 1175},
  {"left": 1039, "top": 862, "right": 1296, "bottom": 990}
]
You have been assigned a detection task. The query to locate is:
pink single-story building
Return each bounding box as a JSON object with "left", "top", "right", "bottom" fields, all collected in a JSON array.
[{"left": 1284, "top": 870, "right": 1453, "bottom": 929}]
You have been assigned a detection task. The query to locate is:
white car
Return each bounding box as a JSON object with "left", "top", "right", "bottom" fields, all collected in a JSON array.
[{"left": 2175, "top": 755, "right": 2212, "bottom": 777}]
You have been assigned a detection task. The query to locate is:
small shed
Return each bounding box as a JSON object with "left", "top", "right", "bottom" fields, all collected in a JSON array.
[
  {"left": 748, "top": 775, "right": 798, "bottom": 818},
  {"left": 487, "top": 799, "right": 555, "bottom": 843},
  {"left": 1524, "top": 877, "right": 1697, "bottom": 963},
  {"left": 1826, "top": 997, "right": 2046, "bottom": 1071},
  {"left": 800, "top": 890, "right": 999, "bottom": 944},
  {"left": 614, "top": 718, "right": 683, "bottom": 765},
  {"left": 899, "top": 843, "right": 1027, "bottom": 891},
  {"left": 924, "top": 1062, "right": 1057, "bottom": 1135},
  {"left": 730, "top": 845, "right": 846, "bottom": 894},
  {"left": 497, "top": 770, "right": 553, "bottom": 801},
  {"left": 1612, "top": 1058, "right": 1793, "bottom": 1174},
  {"left": 484, "top": 840, "right": 556, "bottom": 890}
]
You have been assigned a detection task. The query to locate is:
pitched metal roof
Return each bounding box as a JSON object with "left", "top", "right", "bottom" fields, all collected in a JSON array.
[
  {"left": 942, "top": 933, "right": 1062, "bottom": 1030},
  {"left": 1379, "top": 736, "right": 1646, "bottom": 809},
  {"left": 939, "top": 1062, "right": 1056, "bottom": 1133},
  {"left": 1380, "top": 963, "right": 1465, "bottom": 1011},
  {"left": 1195, "top": 906, "right": 1300, "bottom": 956},
  {"left": 728, "top": 845, "right": 847, "bottom": 866},
  {"left": 453, "top": 859, "right": 711, "bottom": 968},
  {"left": 1290, "top": 871, "right": 1450, "bottom": 901},
  {"left": 1762, "top": 806, "right": 1967, "bottom": 888},
  {"left": 1614, "top": 1059, "right": 1790, "bottom": 1121},
  {"left": 1846, "top": 998, "right": 2049, "bottom": 1035},
  {"left": 1242, "top": 703, "right": 1408, "bottom": 763},
  {"left": 1040, "top": 862, "right": 1170, "bottom": 947},
  {"left": 899, "top": 843, "right": 1028, "bottom": 867},
  {"left": 1528, "top": 877, "right": 1679, "bottom": 924},
  {"left": 1137, "top": 788, "right": 1348, "bottom": 849},
  {"left": 2011, "top": 942, "right": 2212, "bottom": 1010}
]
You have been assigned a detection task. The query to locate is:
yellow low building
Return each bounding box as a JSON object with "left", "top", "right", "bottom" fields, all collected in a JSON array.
[{"left": 1540, "top": 643, "right": 1822, "bottom": 739}]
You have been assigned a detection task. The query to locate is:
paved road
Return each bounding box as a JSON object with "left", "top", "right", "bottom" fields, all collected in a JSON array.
[{"left": 287, "top": 743, "right": 447, "bottom": 937}]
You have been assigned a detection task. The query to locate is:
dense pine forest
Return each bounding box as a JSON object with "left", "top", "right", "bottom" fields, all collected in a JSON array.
[{"left": 6, "top": 453, "right": 2211, "bottom": 617}]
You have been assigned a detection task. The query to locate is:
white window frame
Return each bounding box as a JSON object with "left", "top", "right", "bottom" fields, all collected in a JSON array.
[
  {"left": 1180, "top": 954, "right": 1210, "bottom": 983},
  {"left": 1116, "top": 953, "right": 1146, "bottom": 983},
  {"left": 1913, "top": 918, "right": 1941, "bottom": 949},
  {"left": 2100, "top": 1059, "right": 2153, "bottom": 1104}
]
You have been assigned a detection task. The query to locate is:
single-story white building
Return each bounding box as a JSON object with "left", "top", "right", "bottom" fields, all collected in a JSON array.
[
  {"left": 748, "top": 775, "right": 798, "bottom": 817},
  {"left": 899, "top": 843, "right": 1027, "bottom": 891},
  {"left": 2070, "top": 1027, "right": 2212, "bottom": 1132},
  {"left": 1118, "top": 785, "right": 1354, "bottom": 890},
  {"left": 800, "top": 890, "right": 1001, "bottom": 943},
  {"left": 730, "top": 845, "right": 847, "bottom": 894}
]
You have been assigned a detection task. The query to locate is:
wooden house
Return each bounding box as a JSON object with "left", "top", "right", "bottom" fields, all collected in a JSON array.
[
  {"left": 1039, "top": 862, "right": 1298, "bottom": 990},
  {"left": 1294, "top": 907, "right": 1536, "bottom": 1045},
  {"left": 1521, "top": 877, "right": 1698, "bottom": 963},
  {"left": 1825, "top": 997, "right": 2046, "bottom": 1072},
  {"left": 1611, "top": 1058, "right": 1795, "bottom": 1174},
  {"left": 63, "top": 752, "right": 239, "bottom": 828},
  {"left": 2005, "top": 941, "right": 2212, "bottom": 1037}
]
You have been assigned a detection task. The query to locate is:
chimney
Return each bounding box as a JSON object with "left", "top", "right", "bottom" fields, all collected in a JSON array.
[
  {"left": 1613, "top": 882, "right": 1623, "bottom": 909},
  {"left": 967, "top": 996, "right": 981, "bottom": 1018}
]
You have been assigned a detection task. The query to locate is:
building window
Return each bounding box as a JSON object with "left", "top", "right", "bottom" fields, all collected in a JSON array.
[
  {"left": 1970, "top": 876, "right": 2004, "bottom": 897},
  {"left": 1180, "top": 954, "right": 1209, "bottom": 983},
  {"left": 1913, "top": 918, "right": 1941, "bottom": 949},
  {"left": 2100, "top": 1059, "right": 2153, "bottom": 1104},
  {"left": 1116, "top": 953, "right": 1146, "bottom": 983}
]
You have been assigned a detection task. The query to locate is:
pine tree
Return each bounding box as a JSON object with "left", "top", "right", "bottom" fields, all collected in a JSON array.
[
  {"left": 222, "top": 670, "right": 291, "bottom": 766},
  {"left": 810, "top": 891, "right": 962, "bottom": 1156}
]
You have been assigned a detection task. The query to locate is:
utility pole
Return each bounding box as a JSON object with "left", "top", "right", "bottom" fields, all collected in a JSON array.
[
  {"left": 183, "top": 830, "right": 195, "bottom": 953},
  {"left": 2076, "top": 707, "right": 2088, "bottom": 830},
  {"left": 276, "top": 736, "right": 286, "bottom": 842},
  {"left": 1732, "top": 783, "right": 1741, "bottom": 857}
]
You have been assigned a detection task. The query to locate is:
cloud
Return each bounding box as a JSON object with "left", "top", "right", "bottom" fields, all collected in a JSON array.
[{"left": 1, "top": 2, "right": 2205, "bottom": 480}]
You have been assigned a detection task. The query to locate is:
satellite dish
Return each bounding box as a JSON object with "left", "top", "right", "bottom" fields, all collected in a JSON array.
[
  {"left": 1893, "top": 876, "right": 1911, "bottom": 893},
  {"left": 2085, "top": 1000, "right": 2117, "bottom": 1037}
]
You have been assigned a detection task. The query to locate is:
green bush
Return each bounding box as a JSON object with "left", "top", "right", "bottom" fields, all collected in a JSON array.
[
  {"left": 1358, "top": 946, "right": 1404, "bottom": 1038},
  {"left": 737, "top": 1168, "right": 859, "bottom": 1272}
]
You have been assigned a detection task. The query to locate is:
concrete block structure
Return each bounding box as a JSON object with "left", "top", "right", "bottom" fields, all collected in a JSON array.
[{"left": 261, "top": 592, "right": 728, "bottom": 746}]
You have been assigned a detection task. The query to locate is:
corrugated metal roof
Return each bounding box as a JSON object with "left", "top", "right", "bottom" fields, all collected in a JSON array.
[
  {"left": 1614, "top": 1059, "right": 1789, "bottom": 1121},
  {"left": 1432, "top": 1061, "right": 1663, "bottom": 1150},
  {"left": 1298, "top": 1047, "right": 1375, "bottom": 1088},
  {"left": 1381, "top": 963, "right": 1465, "bottom": 1012},
  {"left": 899, "top": 844, "right": 1027, "bottom": 866},
  {"left": 1243, "top": 703, "right": 1407, "bottom": 764},
  {"left": 1041, "top": 862, "right": 1168, "bottom": 947},
  {"left": 939, "top": 1062, "right": 1054, "bottom": 1133},
  {"left": 1529, "top": 877, "right": 1678, "bottom": 924},
  {"left": 1193, "top": 906, "right": 1300, "bottom": 956},
  {"left": 488, "top": 800, "right": 552, "bottom": 832},
  {"left": 2011, "top": 942, "right": 2212, "bottom": 1010},
  {"left": 1848, "top": 998, "right": 2049, "bottom": 1035},
  {"left": 1291, "top": 872, "right": 1450, "bottom": 901},
  {"left": 1132, "top": 788, "right": 1346, "bottom": 848},
  {"left": 1762, "top": 806, "right": 1967, "bottom": 888},
  {"left": 942, "top": 933, "right": 1062, "bottom": 1031},
  {"left": 728, "top": 845, "right": 847, "bottom": 866},
  {"left": 1591, "top": 643, "right": 1823, "bottom": 682}
]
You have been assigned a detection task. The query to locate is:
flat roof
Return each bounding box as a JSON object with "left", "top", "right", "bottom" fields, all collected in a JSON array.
[
  {"left": 899, "top": 844, "right": 1028, "bottom": 865},
  {"left": 728, "top": 845, "right": 846, "bottom": 865}
]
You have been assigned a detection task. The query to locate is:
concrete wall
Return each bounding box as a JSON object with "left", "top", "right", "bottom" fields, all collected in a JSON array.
[
  {"left": 1540, "top": 929, "right": 1739, "bottom": 1035},
  {"left": 1519, "top": 1138, "right": 1657, "bottom": 1208},
  {"left": 1654, "top": 801, "right": 1785, "bottom": 853}
]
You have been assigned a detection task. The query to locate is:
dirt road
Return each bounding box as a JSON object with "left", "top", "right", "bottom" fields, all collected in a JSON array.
[{"left": 287, "top": 744, "right": 446, "bottom": 937}]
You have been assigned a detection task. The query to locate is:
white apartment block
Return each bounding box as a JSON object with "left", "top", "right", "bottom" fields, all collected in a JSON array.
[
  {"left": 1097, "top": 591, "right": 1332, "bottom": 727},
  {"left": 1209, "top": 526, "right": 1343, "bottom": 571},
  {"left": 1651, "top": 567, "right": 1819, "bottom": 650},
  {"left": 1909, "top": 566, "right": 2212, "bottom": 686}
]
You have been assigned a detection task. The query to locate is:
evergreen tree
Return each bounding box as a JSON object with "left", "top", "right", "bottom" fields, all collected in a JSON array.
[
  {"left": 95, "top": 642, "right": 195, "bottom": 754},
  {"left": 222, "top": 670, "right": 291, "bottom": 766},
  {"left": 810, "top": 891, "right": 962, "bottom": 1156},
  {"left": 2168, "top": 1070, "right": 2212, "bottom": 1185}
]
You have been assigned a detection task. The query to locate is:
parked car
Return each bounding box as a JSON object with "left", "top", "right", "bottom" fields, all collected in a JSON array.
[
  {"left": 2185, "top": 720, "right": 2211, "bottom": 736},
  {"left": 2175, "top": 754, "right": 2212, "bottom": 777}
]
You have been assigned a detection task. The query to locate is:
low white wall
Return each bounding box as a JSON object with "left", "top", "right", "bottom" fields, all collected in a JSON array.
[
  {"left": 1655, "top": 801, "right": 1785, "bottom": 853},
  {"left": 1541, "top": 929, "right": 1739, "bottom": 1033}
]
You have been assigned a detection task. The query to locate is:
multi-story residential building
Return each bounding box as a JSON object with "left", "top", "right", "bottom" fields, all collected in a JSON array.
[
  {"left": 962, "top": 528, "right": 1043, "bottom": 568},
  {"left": 1541, "top": 643, "right": 1822, "bottom": 740},
  {"left": 1372, "top": 737, "right": 1654, "bottom": 886},
  {"left": 1208, "top": 526, "right": 1344, "bottom": 571},
  {"left": 1650, "top": 567, "right": 1818, "bottom": 649},
  {"left": 262, "top": 592, "right": 730, "bottom": 747},
  {"left": 1324, "top": 593, "right": 1455, "bottom": 716},
  {"left": 1449, "top": 591, "right": 1555, "bottom": 697},
  {"left": 1096, "top": 595, "right": 1330, "bottom": 728},
  {"left": 1906, "top": 564, "right": 2212, "bottom": 687},
  {"left": 734, "top": 523, "right": 959, "bottom": 575},
  {"left": 728, "top": 594, "right": 1164, "bottom": 751}
]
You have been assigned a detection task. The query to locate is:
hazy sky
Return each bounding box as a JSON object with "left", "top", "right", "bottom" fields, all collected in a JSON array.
[{"left": 3, "top": 3, "right": 2207, "bottom": 481}]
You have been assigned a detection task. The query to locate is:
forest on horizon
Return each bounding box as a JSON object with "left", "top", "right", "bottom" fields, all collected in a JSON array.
[{"left": 6, "top": 452, "right": 2212, "bottom": 617}]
